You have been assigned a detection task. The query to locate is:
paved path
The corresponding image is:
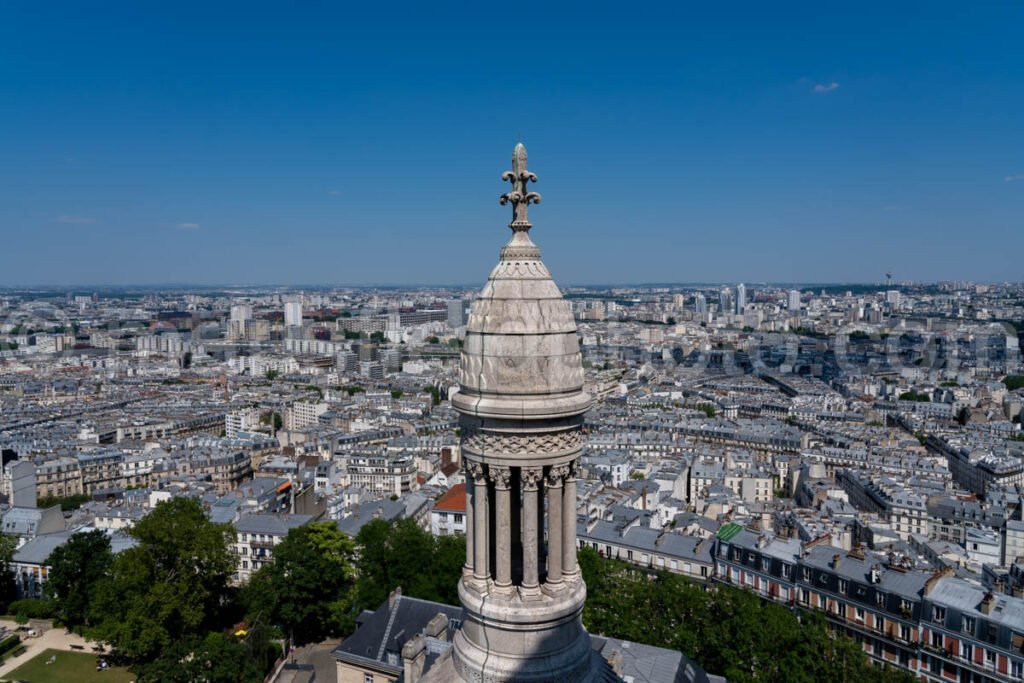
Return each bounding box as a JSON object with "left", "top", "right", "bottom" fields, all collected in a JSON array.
[
  {"left": 274, "top": 641, "right": 338, "bottom": 683},
  {"left": 0, "top": 620, "right": 99, "bottom": 678}
]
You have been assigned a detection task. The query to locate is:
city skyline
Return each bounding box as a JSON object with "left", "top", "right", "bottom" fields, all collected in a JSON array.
[{"left": 3, "top": 3, "right": 1023, "bottom": 285}]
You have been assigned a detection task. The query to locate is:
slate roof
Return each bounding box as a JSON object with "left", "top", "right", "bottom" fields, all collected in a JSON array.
[
  {"left": 593, "top": 636, "right": 724, "bottom": 683},
  {"left": 234, "top": 512, "right": 313, "bottom": 536},
  {"left": 332, "top": 594, "right": 462, "bottom": 673}
]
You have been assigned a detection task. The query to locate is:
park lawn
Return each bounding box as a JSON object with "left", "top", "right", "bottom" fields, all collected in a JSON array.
[{"left": 2, "top": 648, "right": 134, "bottom": 683}]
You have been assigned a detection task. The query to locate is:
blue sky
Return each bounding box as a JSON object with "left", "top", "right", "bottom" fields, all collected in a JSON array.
[{"left": 1, "top": 2, "right": 1022, "bottom": 286}]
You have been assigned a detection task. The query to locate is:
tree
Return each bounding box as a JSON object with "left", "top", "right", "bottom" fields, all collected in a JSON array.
[
  {"left": 92, "top": 497, "right": 236, "bottom": 662},
  {"left": 44, "top": 530, "right": 114, "bottom": 630},
  {"left": 423, "top": 385, "right": 442, "bottom": 406},
  {"left": 243, "top": 521, "right": 357, "bottom": 645},
  {"left": 899, "top": 390, "right": 930, "bottom": 402},
  {"left": 354, "top": 518, "right": 464, "bottom": 610},
  {"left": 577, "top": 548, "right": 914, "bottom": 683},
  {"left": 182, "top": 351, "right": 192, "bottom": 369},
  {"left": 265, "top": 369, "right": 279, "bottom": 381},
  {"left": 1002, "top": 375, "right": 1024, "bottom": 391},
  {"left": 135, "top": 632, "right": 265, "bottom": 683},
  {"left": 0, "top": 534, "right": 18, "bottom": 610},
  {"left": 697, "top": 403, "right": 716, "bottom": 418},
  {"left": 370, "top": 331, "right": 385, "bottom": 341}
]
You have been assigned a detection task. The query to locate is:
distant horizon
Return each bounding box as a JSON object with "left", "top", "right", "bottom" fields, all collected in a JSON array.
[{"left": 0, "top": 280, "right": 1011, "bottom": 292}]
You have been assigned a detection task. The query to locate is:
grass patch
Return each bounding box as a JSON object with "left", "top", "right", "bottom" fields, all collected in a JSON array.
[{"left": 2, "top": 649, "right": 134, "bottom": 683}]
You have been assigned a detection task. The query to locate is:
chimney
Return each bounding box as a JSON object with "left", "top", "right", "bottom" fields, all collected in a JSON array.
[
  {"left": 607, "top": 650, "right": 623, "bottom": 676},
  {"left": 980, "top": 592, "right": 996, "bottom": 615},
  {"left": 402, "top": 634, "right": 426, "bottom": 682},
  {"left": 924, "top": 566, "right": 954, "bottom": 596},
  {"left": 831, "top": 554, "right": 842, "bottom": 569},
  {"left": 425, "top": 613, "right": 448, "bottom": 642},
  {"left": 389, "top": 586, "right": 402, "bottom": 610}
]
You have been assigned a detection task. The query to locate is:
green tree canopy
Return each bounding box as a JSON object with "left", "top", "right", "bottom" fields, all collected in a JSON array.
[
  {"left": 44, "top": 529, "right": 114, "bottom": 631},
  {"left": 354, "top": 518, "right": 464, "bottom": 610},
  {"left": 92, "top": 497, "right": 236, "bottom": 661},
  {"left": 135, "top": 632, "right": 265, "bottom": 683},
  {"left": 578, "top": 547, "right": 913, "bottom": 683},
  {"left": 0, "top": 533, "right": 18, "bottom": 609},
  {"left": 243, "top": 521, "right": 357, "bottom": 645}
]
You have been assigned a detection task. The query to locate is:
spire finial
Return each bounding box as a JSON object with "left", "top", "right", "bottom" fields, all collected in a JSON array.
[{"left": 499, "top": 142, "right": 541, "bottom": 232}]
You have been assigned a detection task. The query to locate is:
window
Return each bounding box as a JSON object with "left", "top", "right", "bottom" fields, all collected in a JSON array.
[
  {"left": 782, "top": 564, "right": 791, "bottom": 579},
  {"left": 1012, "top": 661, "right": 1022, "bottom": 679},
  {"left": 364, "top": 674, "right": 374, "bottom": 683},
  {"left": 931, "top": 630, "right": 942, "bottom": 649},
  {"left": 855, "top": 607, "right": 865, "bottom": 623},
  {"left": 802, "top": 567, "right": 810, "bottom": 581},
  {"left": 963, "top": 617, "right": 976, "bottom": 636},
  {"left": 986, "top": 650, "right": 996, "bottom": 668},
  {"left": 961, "top": 643, "right": 972, "bottom": 661},
  {"left": 933, "top": 606, "right": 946, "bottom": 623},
  {"left": 900, "top": 625, "right": 911, "bottom": 642},
  {"left": 839, "top": 579, "right": 848, "bottom": 594},
  {"left": 877, "top": 616, "right": 886, "bottom": 632},
  {"left": 876, "top": 591, "right": 887, "bottom": 607}
]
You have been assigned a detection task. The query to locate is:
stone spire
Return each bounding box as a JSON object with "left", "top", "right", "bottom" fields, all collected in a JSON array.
[
  {"left": 500, "top": 142, "right": 541, "bottom": 232},
  {"left": 442, "top": 143, "right": 602, "bottom": 683}
]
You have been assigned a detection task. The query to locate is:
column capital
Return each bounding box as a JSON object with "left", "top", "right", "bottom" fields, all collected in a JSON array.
[
  {"left": 547, "top": 464, "right": 569, "bottom": 488},
  {"left": 490, "top": 465, "right": 512, "bottom": 489},
  {"left": 467, "top": 461, "right": 487, "bottom": 483},
  {"left": 522, "top": 466, "right": 543, "bottom": 490}
]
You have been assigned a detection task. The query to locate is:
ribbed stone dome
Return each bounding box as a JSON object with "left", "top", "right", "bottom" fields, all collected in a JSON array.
[{"left": 451, "top": 145, "right": 591, "bottom": 422}]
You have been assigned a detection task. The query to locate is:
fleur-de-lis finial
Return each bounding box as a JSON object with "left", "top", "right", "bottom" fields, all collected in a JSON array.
[{"left": 499, "top": 143, "right": 541, "bottom": 232}]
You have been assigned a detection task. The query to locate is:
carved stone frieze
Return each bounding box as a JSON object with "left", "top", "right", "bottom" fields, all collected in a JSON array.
[{"left": 462, "top": 428, "right": 582, "bottom": 456}]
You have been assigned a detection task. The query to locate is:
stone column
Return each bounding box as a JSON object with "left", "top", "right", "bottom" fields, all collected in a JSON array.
[
  {"left": 562, "top": 461, "right": 578, "bottom": 578},
  {"left": 471, "top": 462, "right": 489, "bottom": 581},
  {"left": 521, "top": 467, "right": 542, "bottom": 593},
  {"left": 545, "top": 467, "right": 565, "bottom": 585},
  {"left": 464, "top": 463, "right": 474, "bottom": 575},
  {"left": 492, "top": 466, "right": 513, "bottom": 589}
]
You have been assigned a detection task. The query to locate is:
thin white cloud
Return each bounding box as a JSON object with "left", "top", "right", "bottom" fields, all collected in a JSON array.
[
  {"left": 327, "top": 190, "right": 341, "bottom": 196},
  {"left": 813, "top": 82, "right": 840, "bottom": 94},
  {"left": 56, "top": 215, "right": 95, "bottom": 224},
  {"left": 177, "top": 222, "right": 201, "bottom": 230},
  {"left": 1005, "top": 174, "right": 1024, "bottom": 183}
]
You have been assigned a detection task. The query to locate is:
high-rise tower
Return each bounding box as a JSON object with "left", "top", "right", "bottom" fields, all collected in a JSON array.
[{"left": 442, "top": 143, "right": 601, "bottom": 682}]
